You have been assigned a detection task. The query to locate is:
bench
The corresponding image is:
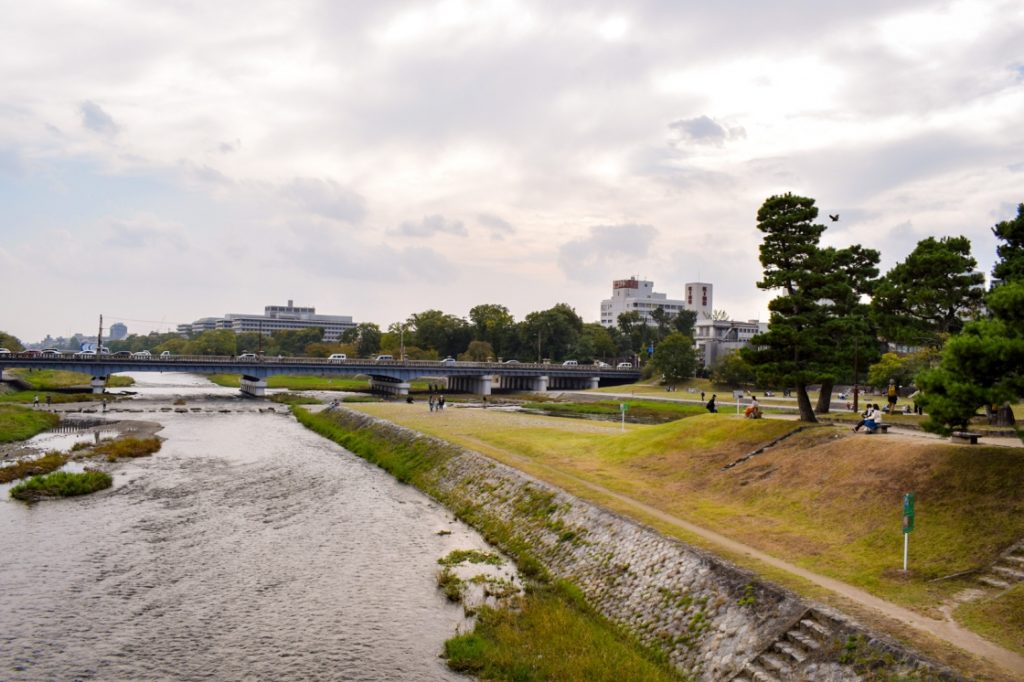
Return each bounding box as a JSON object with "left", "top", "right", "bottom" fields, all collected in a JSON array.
[
  {"left": 865, "top": 423, "right": 890, "bottom": 434},
  {"left": 951, "top": 431, "right": 981, "bottom": 445}
]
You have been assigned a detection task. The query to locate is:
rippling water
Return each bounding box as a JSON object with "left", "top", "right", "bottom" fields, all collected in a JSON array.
[{"left": 0, "top": 374, "right": 488, "bottom": 680}]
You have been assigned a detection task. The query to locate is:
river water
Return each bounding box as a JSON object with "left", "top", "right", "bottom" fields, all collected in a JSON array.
[{"left": 0, "top": 373, "right": 498, "bottom": 681}]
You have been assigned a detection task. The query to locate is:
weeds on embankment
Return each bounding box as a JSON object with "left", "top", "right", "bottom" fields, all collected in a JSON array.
[
  {"left": 293, "top": 406, "right": 687, "bottom": 681},
  {"left": 92, "top": 437, "right": 162, "bottom": 462},
  {"left": 9, "top": 470, "right": 113, "bottom": 501},
  {"left": 0, "top": 405, "right": 60, "bottom": 442},
  {"left": 0, "top": 451, "right": 68, "bottom": 483}
]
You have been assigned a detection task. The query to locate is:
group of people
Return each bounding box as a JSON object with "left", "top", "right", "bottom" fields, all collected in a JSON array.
[
  {"left": 32, "top": 395, "right": 52, "bottom": 409},
  {"left": 428, "top": 394, "right": 446, "bottom": 412},
  {"left": 852, "top": 404, "right": 884, "bottom": 433}
]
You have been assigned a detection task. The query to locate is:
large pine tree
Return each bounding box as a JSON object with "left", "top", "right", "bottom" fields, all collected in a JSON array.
[{"left": 919, "top": 204, "right": 1024, "bottom": 437}]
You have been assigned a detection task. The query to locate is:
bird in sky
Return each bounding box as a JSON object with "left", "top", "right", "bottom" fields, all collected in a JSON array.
[{"left": 829, "top": 214, "right": 840, "bottom": 222}]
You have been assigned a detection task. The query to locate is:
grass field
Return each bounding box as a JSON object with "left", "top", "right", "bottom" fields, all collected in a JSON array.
[
  {"left": 348, "top": 402, "right": 1024, "bottom": 650},
  {"left": 521, "top": 398, "right": 706, "bottom": 424}
]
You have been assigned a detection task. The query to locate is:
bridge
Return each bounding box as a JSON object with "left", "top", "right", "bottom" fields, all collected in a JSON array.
[{"left": 0, "top": 354, "right": 641, "bottom": 397}]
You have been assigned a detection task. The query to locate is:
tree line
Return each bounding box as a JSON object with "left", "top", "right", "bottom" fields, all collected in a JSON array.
[{"left": 737, "top": 193, "right": 1022, "bottom": 433}]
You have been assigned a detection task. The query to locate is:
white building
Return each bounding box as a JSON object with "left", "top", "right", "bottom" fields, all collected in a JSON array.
[
  {"left": 693, "top": 318, "right": 767, "bottom": 369},
  {"left": 179, "top": 300, "right": 356, "bottom": 342},
  {"left": 600, "top": 278, "right": 713, "bottom": 327}
]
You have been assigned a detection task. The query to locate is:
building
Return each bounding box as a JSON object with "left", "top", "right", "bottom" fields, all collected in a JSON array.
[
  {"left": 598, "top": 277, "right": 765, "bottom": 368},
  {"left": 179, "top": 300, "right": 356, "bottom": 342},
  {"left": 693, "top": 318, "right": 767, "bottom": 369},
  {"left": 109, "top": 322, "right": 128, "bottom": 340},
  {"left": 600, "top": 278, "right": 713, "bottom": 327}
]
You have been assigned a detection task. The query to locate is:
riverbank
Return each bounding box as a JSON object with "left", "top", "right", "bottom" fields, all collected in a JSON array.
[{"left": 296, "top": 405, "right": 963, "bottom": 681}]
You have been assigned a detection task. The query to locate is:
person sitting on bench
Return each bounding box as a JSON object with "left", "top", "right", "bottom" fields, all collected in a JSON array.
[{"left": 863, "top": 404, "right": 883, "bottom": 433}]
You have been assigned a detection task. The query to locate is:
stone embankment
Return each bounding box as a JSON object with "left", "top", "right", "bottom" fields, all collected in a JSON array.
[{"left": 315, "top": 407, "right": 962, "bottom": 682}]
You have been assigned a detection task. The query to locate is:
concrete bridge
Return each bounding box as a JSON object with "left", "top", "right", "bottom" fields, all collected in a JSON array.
[{"left": 0, "top": 354, "right": 641, "bottom": 398}]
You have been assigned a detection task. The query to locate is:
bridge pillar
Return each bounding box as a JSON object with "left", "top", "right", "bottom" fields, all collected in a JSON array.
[
  {"left": 90, "top": 377, "right": 106, "bottom": 394},
  {"left": 240, "top": 376, "right": 268, "bottom": 398},
  {"left": 370, "top": 378, "right": 410, "bottom": 397},
  {"left": 478, "top": 375, "right": 492, "bottom": 396},
  {"left": 531, "top": 375, "right": 548, "bottom": 392},
  {"left": 588, "top": 376, "right": 600, "bottom": 390}
]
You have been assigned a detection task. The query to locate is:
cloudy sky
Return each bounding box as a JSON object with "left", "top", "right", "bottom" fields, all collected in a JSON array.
[{"left": 2, "top": 0, "right": 1022, "bottom": 343}]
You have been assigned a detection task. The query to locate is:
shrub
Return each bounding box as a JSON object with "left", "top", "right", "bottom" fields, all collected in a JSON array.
[{"left": 10, "top": 470, "right": 113, "bottom": 501}]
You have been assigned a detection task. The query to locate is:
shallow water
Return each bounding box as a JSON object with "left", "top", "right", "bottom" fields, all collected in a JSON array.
[{"left": 0, "top": 373, "right": 493, "bottom": 680}]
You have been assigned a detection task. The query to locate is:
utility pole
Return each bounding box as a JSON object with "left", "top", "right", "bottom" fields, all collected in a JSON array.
[
  {"left": 97, "top": 314, "right": 103, "bottom": 359},
  {"left": 258, "top": 321, "right": 263, "bottom": 355},
  {"left": 852, "top": 334, "right": 860, "bottom": 412}
]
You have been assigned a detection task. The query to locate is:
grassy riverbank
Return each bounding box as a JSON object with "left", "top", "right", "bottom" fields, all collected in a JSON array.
[
  {"left": 7, "top": 368, "right": 134, "bottom": 390},
  {"left": 293, "top": 406, "right": 687, "bottom": 680},
  {"left": 9, "top": 470, "right": 113, "bottom": 501},
  {"left": 345, "top": 403, "right": 1024, "bottom": 655},
  {"left": 0, "top": 405, "right": 60, "bottom": 442}
]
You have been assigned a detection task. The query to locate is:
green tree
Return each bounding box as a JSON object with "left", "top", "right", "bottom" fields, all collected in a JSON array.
[
  {"left": 651, "top": 332, "right": 697, "bottom": 385},
  {"left": 580, "top": 323, "right": 618, "bottom": 361},
  {"left": 865, "top": 351, "right": 937, "bottom": 390},
  {"left": 711, "top": 351, "right": 756, "bottom": 387},
  {"left": 742, "top": 193, "right": 839, "bottom": 422},
  {"left": 273, "top": 328, "right": 324, "bottom": 355},
  {"left": 871, "top": 236, "right": 985, "bottom": 346},
  {"left": 408, "top": 310, "right": 472, "bottom": 358},
  {"left": 459, "top": 340, "right": 494, "bottom": 362},
  {"left": 469, "top": 304, "right": 516, "bottom": 358},
  {"left": 0, "top": 331, "right": 25, "bottom": 352},
  {"left": 520, "top": 304, "right": 584, "bottom": 362},
  {"left": 185, "top": 329, "right": 236, "bottom": 356},
  {"left": 919, "top": 205, "right": 1024, "bottom": 436},
  {"left": 354, "top": 323, "right": 382, "bottom": 357},
  {"left": 671, "top": 310, "right": 697, "bottom": 338}
]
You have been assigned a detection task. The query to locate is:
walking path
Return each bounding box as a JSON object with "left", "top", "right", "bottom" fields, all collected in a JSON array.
[{"left": 457, "top": 413, "right": 1024, "bottom": 679}]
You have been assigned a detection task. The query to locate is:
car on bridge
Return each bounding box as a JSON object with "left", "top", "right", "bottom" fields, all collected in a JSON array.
[
  {"left": 74, "top": 350, "right": 97, "bottom": 358},
  {"left": 237, "top": 353, "right": 258, "bottom": 361},
  {"left": 374, "top": 354, "right": 394, "bottom": 362},
  {"left": 0, "top": 348, "right": 10, "bottom": 355},
  {"left": 132, "top": 350, "right": 152, "bottom": 359},
  {"left": 41, "top": 348, "right": 62, "bottom": 356},
  {"left": 328, "top": 353, "right": 347, "bottom": 362},
  {"left": 616, "top": 362, "right": 633, "bottom": 369},
  {"left": 113, "top": 351, "right": 133, "bottom": 358},
  {"left": 160, "top": 351, "right": 173, "bottom": 358},
  {"left": 440, "top": 356, "right": 457, "bottom": 364}
]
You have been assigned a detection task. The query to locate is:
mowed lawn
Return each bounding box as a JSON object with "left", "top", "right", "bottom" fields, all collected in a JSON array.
[{"left": 348, "top": 402, "right": 1024, "bottom": 623}]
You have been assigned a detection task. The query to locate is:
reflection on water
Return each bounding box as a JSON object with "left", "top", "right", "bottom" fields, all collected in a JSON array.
[{"left": 1, "top": 373, "right": 489, "bottom": 681}]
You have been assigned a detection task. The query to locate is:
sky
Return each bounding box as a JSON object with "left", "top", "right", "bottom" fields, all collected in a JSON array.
[{"left": 1, "top": 0, "right": 1022, "bottom": 343}]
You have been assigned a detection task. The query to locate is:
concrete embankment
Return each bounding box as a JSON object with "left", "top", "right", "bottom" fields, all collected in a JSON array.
[{"left": 304, "top": 407, "right": 963, "bottom": 682}]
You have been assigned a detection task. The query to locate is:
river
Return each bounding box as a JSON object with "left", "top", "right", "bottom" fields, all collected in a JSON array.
[{"left": 0, "top": 373, "right": 500, "bottom": 681}]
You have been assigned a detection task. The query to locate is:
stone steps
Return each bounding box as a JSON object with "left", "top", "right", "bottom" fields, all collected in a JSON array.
[
  {"left": 730, "top": 610, "right": 836, "bottom": 681},
  {"left": 976, "top": 542, "right": 1024, "bottom": 591}
]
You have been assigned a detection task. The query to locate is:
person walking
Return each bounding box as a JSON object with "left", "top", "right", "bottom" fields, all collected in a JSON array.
[
  {"left": 46, "top": 395, "right": 52, "bottom": 410},
  {"left": 33, "top": 395, "right": 40, "bottom": 409},
  {"left": 429, "top": 395, "right": 436, "bottom": 412},
  {"left": 706, "top": 394, "right": 717, "bottom": 413}
]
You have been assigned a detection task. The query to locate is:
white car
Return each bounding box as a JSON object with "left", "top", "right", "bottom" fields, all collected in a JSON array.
[
  {"left": 328, "top": 353, "right": 347, "bottom": 363},
  {"left": 74, "top": 350, "right": 97, "bottom": 358},
  {"left": 41, "top": 348, "right": 62, "bottom": 356},
  {"left": 237, "top": 353, "right": 258, "bottom": 361},
  {"left": 160, "top": 351, "right": 173, "bottom": 358},
  {"left": 562, "top": 360, "right": 578, "bottom": 366},
  {"left": 616, "top": 362, "right": 633, "bottom": 369},
  {"left": 440, "top": 356, "right": 457, "bottom": 364},
  {"left": 132, "top": 350, "right": 152, "bottom": 358},
  {"left": 594, "top": 360, "right": 610, "bottom": 367},
  {"left": 375, "top": 354, "right": 394, "bottom": 362},
  {"left": 0, "top": 348, "right": 11, "bottom": 355}
]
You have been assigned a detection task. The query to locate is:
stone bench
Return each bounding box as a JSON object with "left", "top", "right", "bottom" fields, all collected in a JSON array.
[
  {"left": 865, "top": 423, "right": 890, "bottom": 434},
  {"left": 951, "top": 431, "right": 981, "bottom": 445}
]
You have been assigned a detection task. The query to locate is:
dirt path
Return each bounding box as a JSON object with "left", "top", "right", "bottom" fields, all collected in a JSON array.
[{"left": 456, "top": 431, "right": 1024, "bottom": 679}]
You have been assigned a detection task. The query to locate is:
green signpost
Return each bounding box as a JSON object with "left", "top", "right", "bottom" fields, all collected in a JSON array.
[
  {"left": 620, "top": 402, "right": 628, "bottom": 432},
  {"left": 902, "top": 492, "right": 915, "bottom": 571}
]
